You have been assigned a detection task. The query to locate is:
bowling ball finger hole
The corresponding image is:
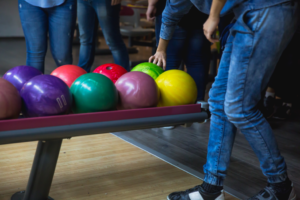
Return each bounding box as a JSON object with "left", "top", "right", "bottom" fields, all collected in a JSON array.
[{"left": 106, "top": 67, "right": 112, "bottom": 70}]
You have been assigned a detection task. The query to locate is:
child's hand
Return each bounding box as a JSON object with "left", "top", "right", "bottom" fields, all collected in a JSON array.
[
  {"left": 149, "top": 51, "right": 167, "bottom": 70},
  {"left": 203, "top": 16, "right": 220, "bottom": 43}
]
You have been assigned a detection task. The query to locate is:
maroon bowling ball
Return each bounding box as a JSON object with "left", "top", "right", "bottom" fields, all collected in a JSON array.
[
  {"left": 0, "top": 78, "right": 22, "bottom": 119},
  {"left": 115, "top": 71, "right": 159, "bottom": 109}
]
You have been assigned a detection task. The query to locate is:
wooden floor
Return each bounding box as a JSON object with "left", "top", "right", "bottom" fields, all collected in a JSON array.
[
  {"left": 114, "top": 113, "right": 300, "bottom": 199},
  {"left": 0, "top": 134, "right": 237, "bottom": 200},
  {"left": 1, "top": 38, "right": 299, "bottom": 199}
]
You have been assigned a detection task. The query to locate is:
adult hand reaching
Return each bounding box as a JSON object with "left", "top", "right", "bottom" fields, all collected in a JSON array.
[{"left": 149, "top": 51, "right": 167, "bottom": 70}]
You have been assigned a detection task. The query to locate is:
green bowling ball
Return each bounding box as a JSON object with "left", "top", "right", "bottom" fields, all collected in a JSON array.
[
  {"left": 131, "top": 62, "right": 164, "bottom": 80},
  {"left": 70, "top": 73, "right": 118, "bottom": 113}
]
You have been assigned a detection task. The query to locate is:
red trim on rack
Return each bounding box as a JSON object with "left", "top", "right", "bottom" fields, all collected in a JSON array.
[{"left": 0, "top": 104, "right": 201, "bottom": 132}]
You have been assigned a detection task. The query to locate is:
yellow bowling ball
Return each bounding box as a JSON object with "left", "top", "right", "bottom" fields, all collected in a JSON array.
[{"left": 156, "top": 69, "right": 197, "bottom": 106}]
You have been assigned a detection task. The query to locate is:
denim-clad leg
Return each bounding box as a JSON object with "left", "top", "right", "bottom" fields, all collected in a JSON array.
[
  {"left": 78, "top": 0, "right": 130, "bottom": 72},
  {"left": 184, "top": 29, "right": 211, "bottom": 101},
  {"left": 18, "top": 0, "right": 48, "bottom": 72},
  {"left": 155, "top": 14, "right": 211, "bottom": 101},
  {"left": 93, "top": 0, "right": 130, "bottom": 71},
  {"left": 19, "top": 0, "right": 76, "bottom": 73},
  {"left": 48, "top": 0, "right": 77, "bottom": 67},
  {"left": 204, "top": 2, "right": 299, "bottom": 186},
  {"left": 77, "top": 0, "right": 98, "bottom": 72}
]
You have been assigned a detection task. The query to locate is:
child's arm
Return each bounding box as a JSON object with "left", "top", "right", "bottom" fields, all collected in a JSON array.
[{"left": 203, "top": 0, "right": 227, "bottom": 43}]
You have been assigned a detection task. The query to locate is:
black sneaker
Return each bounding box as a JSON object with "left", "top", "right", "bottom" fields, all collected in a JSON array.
[
  {"left": 248, "top": 183, "right": 295, "bottom": 200},
  {"left": 262, "top": 96, "right": 276, "bottom": 118},
  {"left": 167, "top": 185, "right": 224, "bottom": 200},
  {"left": 272, "top": 103, "right": 292, "bottom": 120}
]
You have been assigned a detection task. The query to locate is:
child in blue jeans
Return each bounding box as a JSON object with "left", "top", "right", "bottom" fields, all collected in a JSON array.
[{"left": 150, "top": 0, "right": 299, "bottom": 199}]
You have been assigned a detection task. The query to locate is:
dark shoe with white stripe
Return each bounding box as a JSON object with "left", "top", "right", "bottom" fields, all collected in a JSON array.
[
  {"left": 248, "top": 183, "right": 296, "bottom": 200},
  {"left": 167, "top": 185, "right": 224, "bottom": 200}
]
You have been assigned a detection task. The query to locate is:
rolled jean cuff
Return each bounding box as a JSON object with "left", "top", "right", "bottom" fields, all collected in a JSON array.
[
  {"left": 204, "top": 172, "right": 224, "bottom": 186},
  {"left": 267, "top": 173, "right": 288, "bottom": 184}
]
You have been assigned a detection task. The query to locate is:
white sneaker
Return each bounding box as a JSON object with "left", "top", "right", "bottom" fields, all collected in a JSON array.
[{"left": 167, "top": 185, "right": 224, "bottom": 200}]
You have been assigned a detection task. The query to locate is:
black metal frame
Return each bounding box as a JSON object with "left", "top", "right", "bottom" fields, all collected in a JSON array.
[
  {"left": 11, "top": 140, "right": 61, "bottom": 200},
  {"left": 0, "top": 112, "right": 208, "bottom": 200}
]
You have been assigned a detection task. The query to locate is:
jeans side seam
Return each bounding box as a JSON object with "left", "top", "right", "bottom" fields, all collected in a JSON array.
[
  {"left": 215, "top": 113, "right": 226, "bottom": 177},
  {"left": 240, "top": 31, "right": 278, "bottom": 173}
]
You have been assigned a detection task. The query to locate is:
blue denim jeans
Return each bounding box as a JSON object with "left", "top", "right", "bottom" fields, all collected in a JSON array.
[
  {"left": 204, "top": 1, "right": 299, "bottom": 186},
  {"left": 77, "top": 0, "right": 130, "bottom": 72},
  {"left": 156, "top": 14, "right": 211, "bottom": 101},
  {"left": 18, "top": 0, "right": 77, "bottom": 73}
]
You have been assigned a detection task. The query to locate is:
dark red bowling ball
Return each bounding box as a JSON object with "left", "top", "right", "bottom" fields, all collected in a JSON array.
[
  {"left": 93, "top": 63, "right": 127, "bottom": 83},
  {"left": 0, "top": 78, "right": 22, "bottom": 119},
  {"left": 115, "top": 71, "right": 159, "bottom": 109}
]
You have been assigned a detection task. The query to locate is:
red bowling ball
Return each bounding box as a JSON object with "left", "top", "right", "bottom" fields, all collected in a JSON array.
[
  {"left": 51, "top": 65, "right": 87, "bottom": 87},
  {"left": 0, "top": 78, "right": 22, "bottom": 120},
  {"left": 93, "top": 63, "right": 127, "bottom": 83},
  {"left": 115, "top": 71, "right": 159, "bottom": 109}
]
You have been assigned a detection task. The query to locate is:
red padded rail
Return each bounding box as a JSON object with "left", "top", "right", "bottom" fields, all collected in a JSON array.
[{"left": 0, "top": 104, "right": 201, "bottom": 132}]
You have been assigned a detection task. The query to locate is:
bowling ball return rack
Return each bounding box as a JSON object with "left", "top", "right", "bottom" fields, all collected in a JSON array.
[{"left": 0, "top": 104, "right": 209, "bottom": 200}]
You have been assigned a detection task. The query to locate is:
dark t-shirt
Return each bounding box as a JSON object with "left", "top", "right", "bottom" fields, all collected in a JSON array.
[{"left": 156, "top": 0, "right": 208, "bottom": 30}]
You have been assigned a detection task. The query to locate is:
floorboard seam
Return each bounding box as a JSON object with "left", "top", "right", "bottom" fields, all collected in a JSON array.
[{"left": 111, "top": 132, "right": 248, "bottom": 200}]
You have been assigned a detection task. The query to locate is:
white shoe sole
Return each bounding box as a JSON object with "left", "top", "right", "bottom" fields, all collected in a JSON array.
[
  {"left": 166, "top": 191, "right": 224, "bottom": 200},
  {"left": 163, "top": 126, "right": 175, "bottom": 130}
]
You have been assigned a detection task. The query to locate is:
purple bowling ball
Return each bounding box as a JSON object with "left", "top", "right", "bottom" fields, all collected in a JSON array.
[
  {"left": 3, "top": 65, "right": 42, "bottom": 92},
  {"left": 20, "top": 75, "right": 72, "bottom": 117},
  {"left": 115, "top": 71, "right": 159, "bottom": 109}
]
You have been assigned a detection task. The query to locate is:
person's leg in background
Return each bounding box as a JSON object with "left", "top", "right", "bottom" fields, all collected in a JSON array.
[
  {"left": 218, "top": 13, "right": 234, "bottom": 37},
  {"left": 264, "top": 23, "right": 300, "bottom": 120},
  {"left": 218, "top": 13, "right": 235, "bottom": 57},
  {"left": 155, "top": 14, "right": 184, "bottom": 70},
  {"left": 155, "top": 14, "right": 189, "bottom": 130},
  {"left": 184, "top": 29, "right": 211, "bottom": 101},
  {"left": 77, "top": 0, "right": 98, "bottom": 72},
  {"left": 18, "top": 0, "right": 48, "bottom": 73},
  {"left": 48, "top": 0, "right": 77, "bottom": 70},
  {"left": 155, "top": 14, "right": 162, "bottom": 47},
  {"left": 157, "top": 13, "right": 211, "bottom": 101},
  {"left": 93, "top": 0, "right": 130, "bottom": 71}
]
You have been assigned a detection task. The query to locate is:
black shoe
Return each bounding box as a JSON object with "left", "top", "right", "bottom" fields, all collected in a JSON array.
[
  {"left": 262, "top": 96, "right": 276, "bottom": 118},
  {"left": 248, "top": 183, "right": 295, "bottom": 200},
  {"left": 272, "top": 103, "right": 292, "bottom": 120},
  {"left": 167, "top": 185, "right": 224, "bottom": 200}
]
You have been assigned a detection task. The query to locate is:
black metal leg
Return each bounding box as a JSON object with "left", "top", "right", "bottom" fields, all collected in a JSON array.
[{"left": 11, "top": 139, "right": 62, "bottom": 200}]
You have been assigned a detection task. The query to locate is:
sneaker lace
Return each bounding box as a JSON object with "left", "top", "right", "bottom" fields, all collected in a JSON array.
[{"left": 249, "top": 186, "right": 276, "bottom": 200}]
